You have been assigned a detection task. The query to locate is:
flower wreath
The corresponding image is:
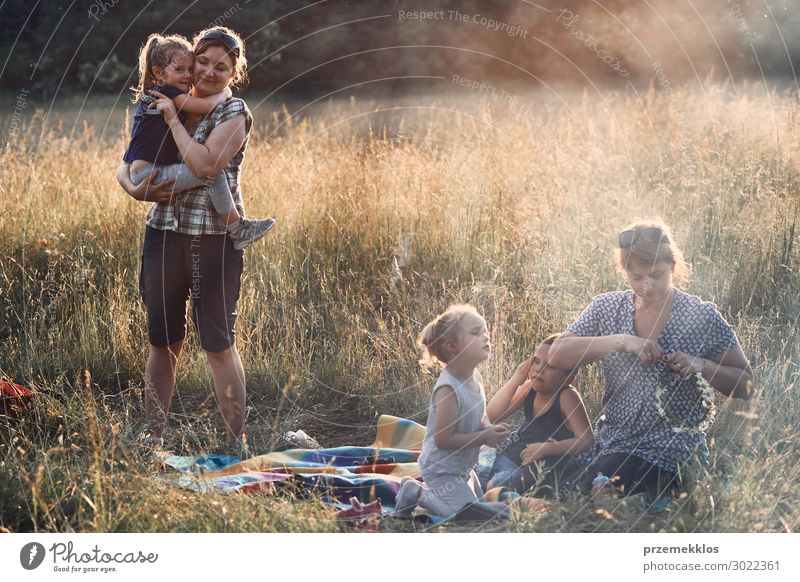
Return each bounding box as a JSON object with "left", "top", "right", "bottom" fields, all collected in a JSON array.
[{"left": 656, "top": 371, "right": 716, "bottom": 434}]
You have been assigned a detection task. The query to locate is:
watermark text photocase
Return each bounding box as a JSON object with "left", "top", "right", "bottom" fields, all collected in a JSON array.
[
  {"left": 556, "top": 8, "right": 629, "bottom": 77},
  {"left": 88, "top": 0, "right": 122, "bottom": 23}
]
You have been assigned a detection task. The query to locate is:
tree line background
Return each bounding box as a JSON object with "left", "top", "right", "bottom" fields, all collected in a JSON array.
[{"left": 2, "top": 0, "right": 800, "bottom": 100}]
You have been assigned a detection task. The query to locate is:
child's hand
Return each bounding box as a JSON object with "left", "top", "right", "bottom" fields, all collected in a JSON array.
[
  {"left": 148, "top": 90, "right": 178, "bottom": 123},
  {"left": 511, "top": 357, "right": 534, "bottom": 384},
  {"left": 207, "top": 87, "right": 233, "bottom": 109},
  {"left": 520, "top": 442, "right": 550, "bottom": 465},
  {"left": 481, "top": 424, "right": 511, "bottom": 447}
]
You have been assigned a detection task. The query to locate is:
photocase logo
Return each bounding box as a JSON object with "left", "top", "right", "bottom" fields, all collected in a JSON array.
[{"left": 20, "top": 542, "right": 46, "bottom": 570}]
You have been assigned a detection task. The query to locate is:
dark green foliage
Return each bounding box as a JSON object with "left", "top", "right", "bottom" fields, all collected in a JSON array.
[{"left": 1, "top": 0, "right": 792, "bottom": 99}]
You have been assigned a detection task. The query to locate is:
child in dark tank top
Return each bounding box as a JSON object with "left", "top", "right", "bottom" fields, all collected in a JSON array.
[{"left": 484, "top": 333, "right": 594, "bottom": 498}]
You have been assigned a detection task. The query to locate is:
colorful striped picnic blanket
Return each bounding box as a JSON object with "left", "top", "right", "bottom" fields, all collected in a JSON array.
[{"left": 162, "top": 415, "right": 426, "bottom": 510}]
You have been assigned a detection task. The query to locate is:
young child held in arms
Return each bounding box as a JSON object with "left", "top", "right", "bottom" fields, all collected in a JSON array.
[
  {"left": 394, "top": 304, "right": 514, "bottom": 518},
  {"left": 123, "top": 32, "right": 274, "bottom": 249},
  {"left": 483, "top": 333, "right": 594, "bottom": 499}
]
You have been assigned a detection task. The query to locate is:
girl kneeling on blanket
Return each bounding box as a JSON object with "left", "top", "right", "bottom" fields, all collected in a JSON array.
[{"left": 394, "top": 304, "right": 514, "bottom": 518}]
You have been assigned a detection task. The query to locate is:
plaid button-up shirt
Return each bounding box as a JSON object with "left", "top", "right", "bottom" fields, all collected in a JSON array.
[{"left": 146, "top": 98, "right": 253, "bottom": 235}]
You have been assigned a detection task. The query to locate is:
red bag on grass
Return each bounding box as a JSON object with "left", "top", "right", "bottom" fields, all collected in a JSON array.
[{"left": 0, "top": 379, "right": 33, "bottom": 422}]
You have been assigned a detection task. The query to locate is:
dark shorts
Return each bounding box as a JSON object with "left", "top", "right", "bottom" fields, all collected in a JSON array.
[{"left": 139, "top": 226, "right": 244, "bottom": 352}]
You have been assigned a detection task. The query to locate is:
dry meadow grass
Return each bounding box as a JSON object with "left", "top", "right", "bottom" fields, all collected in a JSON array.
[{"left": 0, "top": 83, "right": 797, "bottom": 532}]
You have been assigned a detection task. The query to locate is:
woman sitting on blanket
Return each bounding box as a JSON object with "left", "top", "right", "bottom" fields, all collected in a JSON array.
[
  {"left": 548, "top": 219, "right": 754, "bottom": 498},
  {"left": 483, "top": 334, "right": 594, "bottom": 499}
]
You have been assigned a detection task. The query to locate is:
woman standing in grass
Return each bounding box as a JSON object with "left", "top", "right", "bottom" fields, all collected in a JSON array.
[
  {"left": 548, "top": 220, "right": 753, "bottom": 498},
  {"left": 116, "top": 27, "right": 255, "bottom": 455},
  {"left": 121, "top": 32, "right": 274, "bottom": 250}
]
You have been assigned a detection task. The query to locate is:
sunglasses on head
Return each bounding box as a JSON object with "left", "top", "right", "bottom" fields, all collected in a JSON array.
[
  {"left": 200, "top": 29, "right": 240, "bottom": 53},
  {"left": 619, "top": 227, "right": 664, "bottom": 247}
]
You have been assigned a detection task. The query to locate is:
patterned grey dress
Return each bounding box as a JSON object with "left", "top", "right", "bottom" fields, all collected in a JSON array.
[{"left": 568, "top": 289, "right": 738, "bottom": 474}]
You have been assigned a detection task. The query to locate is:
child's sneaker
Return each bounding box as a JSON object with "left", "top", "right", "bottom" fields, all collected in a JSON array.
[{"left": 230, "top": 217, "right": 275, "bottom": 250}]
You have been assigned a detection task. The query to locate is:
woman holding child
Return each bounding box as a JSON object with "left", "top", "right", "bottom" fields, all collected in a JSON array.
[
  {"left": 549, "top": 220, "right": 753, "bottom": 497},
  {"left": 116, "top": 26, "right": 257, "bottom": 454}
]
